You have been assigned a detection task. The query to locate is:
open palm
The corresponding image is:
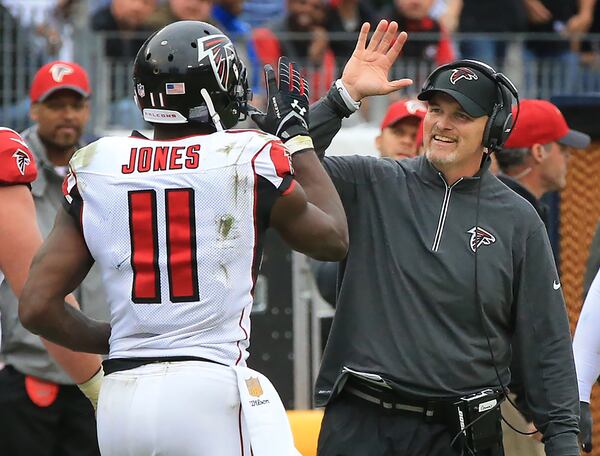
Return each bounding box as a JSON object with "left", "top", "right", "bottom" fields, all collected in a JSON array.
[{"left": 341, "top": 20, "right": 413, "bottom": 101}]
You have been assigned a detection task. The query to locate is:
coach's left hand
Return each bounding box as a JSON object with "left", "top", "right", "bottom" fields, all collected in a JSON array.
[{"left": 340, "top": 20, "right": 413, "bottom": 102}]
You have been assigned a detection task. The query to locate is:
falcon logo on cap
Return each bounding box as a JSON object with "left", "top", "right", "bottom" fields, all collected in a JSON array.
[
  {"left": 12, "top": 149, "right": 31, "bottom": 176},
  {"left": 467, "top": 226, "right": 496, "bottom": 253},
  {"left": 50, "top": 63, "right": 74, "bottom": 83},
  {"left": 450, "top": 68, "right": 479, "bottom": 85}
]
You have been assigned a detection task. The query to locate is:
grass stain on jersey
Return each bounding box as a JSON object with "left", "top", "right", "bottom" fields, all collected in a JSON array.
[
  {"left": 220, "top": 263, "right": 229, "bottom": 282},
  {"left": 233, "top": 168, "right": 240, "bottom": 202},
  {"left": 219, "top": 143, "right": 234, "bottom": 155},
  {"left": 218, "top": 215, "right": 235, "bottom": 239},
  {"left": 70, "top": 142, "right": 99, "bottom": 170}
]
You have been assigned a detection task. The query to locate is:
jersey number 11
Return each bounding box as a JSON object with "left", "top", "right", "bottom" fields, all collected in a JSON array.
[{"left": 128, "top": 188, "right": 199, "bottom": 304}]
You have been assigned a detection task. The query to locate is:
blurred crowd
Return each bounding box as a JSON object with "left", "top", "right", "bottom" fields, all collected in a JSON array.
[{"left": 2, "top": 0, "right": 600, "bottom": 131}]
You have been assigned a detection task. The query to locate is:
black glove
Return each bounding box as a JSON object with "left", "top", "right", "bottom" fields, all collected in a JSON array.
[
  {"left": 580, "top": 401, "right": 593, "bottom": 453},
  {"left": 250, "top": 56, "right": 310, "bottom": 142}
]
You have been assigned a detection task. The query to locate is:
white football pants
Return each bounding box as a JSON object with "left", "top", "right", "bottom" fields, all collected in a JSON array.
[{"left": 97, "top": 360, "right": 251, "bottom": 456}]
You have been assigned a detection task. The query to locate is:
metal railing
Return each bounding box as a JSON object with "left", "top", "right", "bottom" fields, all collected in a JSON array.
[{"left": 3, "top": 20, "right": 600, "bottom": 133}]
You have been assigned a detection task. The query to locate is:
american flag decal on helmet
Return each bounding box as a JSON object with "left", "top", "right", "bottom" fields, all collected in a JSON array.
[
  {"left": 12, "top": 149, "right": 31, "bottom": 176},
  {"left": 467, "top": 226, "right": 496, "bottom": 253},
  {"left": 196, "top": 34, "right": 236, "bottom": 91}
]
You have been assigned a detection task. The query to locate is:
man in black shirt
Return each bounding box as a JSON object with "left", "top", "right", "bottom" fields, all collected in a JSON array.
[{"left": 298, "top": 20, "right": 580, "bottom": 456}]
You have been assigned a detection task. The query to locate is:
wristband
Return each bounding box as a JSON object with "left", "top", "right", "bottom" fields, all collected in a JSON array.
[
  {"left": 335, "top": 79, "right": 361, "bottom": 112},
  {"left": 285, "top": 135, "right": 314, "bottom": 155},
  {"left": 78, "top": 365, "right": 104, "bottom": 411}
]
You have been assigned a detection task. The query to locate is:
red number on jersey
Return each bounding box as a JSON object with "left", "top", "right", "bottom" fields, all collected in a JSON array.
[{"left": 128, "top": 188, "right": 199, "bottom": 303}]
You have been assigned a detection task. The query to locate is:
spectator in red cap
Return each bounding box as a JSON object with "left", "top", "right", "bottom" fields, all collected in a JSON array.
[
  {"left": 0, "top": 61, "right": 107, "bottom": 456},
  {"left": 28, "top": 60, "right": 91, "bottom": 166},
  {"left": 376, "top": 99, "right": 427, "bottom": 159},
  {"left": 496, "top": 99, "right": 590, "bottom": 226},
  {"left": 495, "top": 99, "right": 590, "bottom": 455}
]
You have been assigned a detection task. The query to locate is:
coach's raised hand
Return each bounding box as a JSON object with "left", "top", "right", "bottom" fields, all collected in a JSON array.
[{"left": 341, "top": 20, "right": 413, "bottom": 102}]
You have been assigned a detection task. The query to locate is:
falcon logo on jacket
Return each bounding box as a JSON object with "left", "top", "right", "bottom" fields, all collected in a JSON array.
[{"left": 467, "top": 226, "right": 496, "bottom": 253}]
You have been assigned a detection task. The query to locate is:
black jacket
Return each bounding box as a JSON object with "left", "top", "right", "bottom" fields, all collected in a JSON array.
[{"left": 306, "top": 86, "right": 580, "bottom": 456}]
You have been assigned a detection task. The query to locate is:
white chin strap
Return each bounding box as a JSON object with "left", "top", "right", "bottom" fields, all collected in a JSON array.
[{"left": 200, "top": 88, "right": 224, "bottom": 132}]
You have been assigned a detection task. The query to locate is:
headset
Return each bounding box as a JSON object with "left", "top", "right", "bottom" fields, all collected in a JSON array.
[{"left": 421, "top": 59, "right": 520, "bottom": 152}]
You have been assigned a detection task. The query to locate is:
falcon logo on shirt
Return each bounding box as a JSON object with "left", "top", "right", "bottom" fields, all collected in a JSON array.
[
  {"left": 12, "top": 149, "right": 31, "bottom": 176},
  {"left": 50, "top": 63, "right": 74, "bottom": 82},
  {"left": 450, "top": 68, "right": 479, "bottom": 85},
  {"left": 196, "top": 35, "right": 236, "bottom": 91},
  {"left": 467, "top": 226, "right": 496, "bottom": 253}
]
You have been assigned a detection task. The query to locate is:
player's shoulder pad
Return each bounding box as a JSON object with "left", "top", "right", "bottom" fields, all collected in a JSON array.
[
  {"left": 0, "top": 127, "right": 38, "bottom": 185},
  {"left": 226, "top": 128, "right": 280, "bottom": 146},
  {"left": 68, "top": 137, "right": 107, "bottom": 172}
]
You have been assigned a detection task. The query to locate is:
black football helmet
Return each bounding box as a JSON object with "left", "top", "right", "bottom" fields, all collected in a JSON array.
[{"left": 132, "top": 21, "right": 250, "bottom": 129}]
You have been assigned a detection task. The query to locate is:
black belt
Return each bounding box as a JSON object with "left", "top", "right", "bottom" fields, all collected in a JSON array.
[
  {"left": 344, "top": 385, "right": 436, "bottom": 415},
  {"left": 342, "top": 377, "right": 455, "bottom": 422},
  {"left": 103, "top": 356, "right": 225, "bottom": 375}
]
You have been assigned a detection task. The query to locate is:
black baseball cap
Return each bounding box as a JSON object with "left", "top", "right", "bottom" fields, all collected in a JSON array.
[{"left": 418, "top": 66, "right": 498, "bottom": 118}]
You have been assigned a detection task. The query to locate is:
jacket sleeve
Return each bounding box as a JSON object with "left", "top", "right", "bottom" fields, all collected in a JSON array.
[
  {"left": 512, "top": 224, "right": 580, "bottom": 456},
  {"left": 573, "top": 268, "right": 600, "bottom": 403},
  {"left": 309, "top": 83, "right": 357, "bottom": 160},
  {"left": 583, "top": 220, "right": 600, "bottom": 298}
]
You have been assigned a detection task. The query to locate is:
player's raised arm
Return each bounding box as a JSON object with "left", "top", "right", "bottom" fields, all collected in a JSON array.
[
  {"left": 19, "top": 206, "right": 111, "bottom": 355},
  {"left": 252, "top": 57, "right": 348, "bottom": 261}
]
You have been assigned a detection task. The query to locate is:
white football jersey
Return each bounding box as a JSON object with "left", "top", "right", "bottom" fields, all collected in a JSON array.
[{"left": 63, "top": 130, "right": 294, "bottom": 366}]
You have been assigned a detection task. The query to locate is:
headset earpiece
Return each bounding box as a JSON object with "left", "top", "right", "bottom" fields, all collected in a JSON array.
[
  {"left": 483, "top": 84, "right": 514, "bottom": 152},
  {"left": 483, "top": 103, "right": 501, "bottom": 151}
]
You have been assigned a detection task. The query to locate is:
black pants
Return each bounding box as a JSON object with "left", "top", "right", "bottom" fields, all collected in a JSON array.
[
  {"left": 0, "top": 365, "right": 100, "bottom": 456},
  {"left": 317, "top": 393, "right": 504, "bottom": 456}
]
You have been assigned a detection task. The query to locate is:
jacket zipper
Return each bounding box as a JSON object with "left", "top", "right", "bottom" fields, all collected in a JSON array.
[{"left": 431, "top": 174, "right": 463, "bottom": 252}]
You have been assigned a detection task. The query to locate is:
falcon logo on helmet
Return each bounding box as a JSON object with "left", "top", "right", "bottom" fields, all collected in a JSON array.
[
  {"left": 133, "top": 21, "right": 250, "bottom": 129},
  {"left": 12, "top": 149, "right": 31, "bottom": 176},
  {"left": 450, "top": 68, "right": 479, "bottom": 85},
  {"left": 197, "top": 35, "right": 237, "bottom": 92},
  {"left": 467, "top": 226, "right": 496, "bottom": 253}
]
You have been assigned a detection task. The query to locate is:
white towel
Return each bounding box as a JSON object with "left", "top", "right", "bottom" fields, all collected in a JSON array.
[{"left": 232, "top": 365, "right": 301, "bottom": 456}]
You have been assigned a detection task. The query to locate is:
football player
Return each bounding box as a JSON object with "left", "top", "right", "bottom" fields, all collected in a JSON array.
[
  {"left": 19, "top": 21, "right": 347, "bottom": 455},
  {"left": 0, "top": 127, "right": 103, "bottom": 404}
]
